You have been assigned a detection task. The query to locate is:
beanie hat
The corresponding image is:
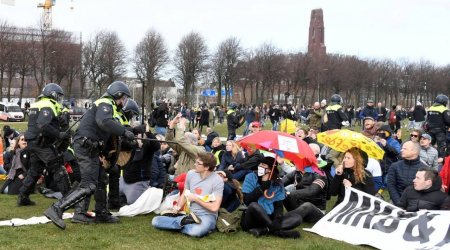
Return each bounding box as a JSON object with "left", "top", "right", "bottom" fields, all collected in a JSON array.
[{"left": 3, "top": 126, "right": 13, "bottom": 137}]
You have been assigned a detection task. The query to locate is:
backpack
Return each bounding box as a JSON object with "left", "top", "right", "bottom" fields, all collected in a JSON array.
[
  {"left": 216, "top": 208, "right": 242, "bottom": 233},
  {"left": 388, "top": 110, "right": 397, "bottom": 124}
]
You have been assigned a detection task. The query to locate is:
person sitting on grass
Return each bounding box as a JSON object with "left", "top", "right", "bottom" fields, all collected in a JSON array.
[
  {"left": 152, "top": 152, "right": 224, "bottom": 237},
  {"left": 241, "top": 156, "right": 302, "bottom": 239},
  {"left": 216, "top": 169, "right": 242, "bottom": 213},
  {"left": 330, "top": 147, "right": 376, "bottom": 207},
  {"left": 0, "top": 134, "right": 29, "bottom": 195}
]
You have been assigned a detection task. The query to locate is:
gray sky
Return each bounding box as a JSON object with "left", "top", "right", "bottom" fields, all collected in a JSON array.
[{"left": 1, "top": 0, "right": 450, "bottom": 67}]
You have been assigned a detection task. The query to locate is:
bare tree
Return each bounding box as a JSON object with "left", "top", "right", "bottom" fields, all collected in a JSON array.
[
  {"left": 133, "top": 29, "right": 168, "bottom": 114},
  {"left": 173, "top": 31, "right": 208, "bottom": 107},
  {"left": 0, "top": 20, "right": 15, "bottom": 100},
  {"left": 254, "top": 42, "right": 283, "bottom": 105},
  {"left": 15, "top": 28, "right": 34, "bottom": 104},
  {"left": 82, "top": 30, "right": 127, "bottom": 98}
]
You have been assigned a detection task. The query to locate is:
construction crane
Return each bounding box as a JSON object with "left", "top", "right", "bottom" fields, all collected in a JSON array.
[{"left": 37, "top": 0, "right": 55, "bottom": 30}]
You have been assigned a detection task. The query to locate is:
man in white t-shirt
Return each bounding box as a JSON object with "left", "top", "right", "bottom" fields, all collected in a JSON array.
[{"left": 152, "top": 152, "right": 224, "bottom": 237}]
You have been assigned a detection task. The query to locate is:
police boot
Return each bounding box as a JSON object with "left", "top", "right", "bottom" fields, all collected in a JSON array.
[
  {"left": 44, "top": 186, "right": 91, "bottom": 230},
  {"left": 72, "top": 196, "right": 94, "bottom": 224},
  {"left": 95, "top": 210, "right": 120, "bottom": 224},
  {"left": 94, "top": 187, "right": 120, "bottom": 224},
  {"left": 17, "top": 194, "right": 36, "bottom": 206}
]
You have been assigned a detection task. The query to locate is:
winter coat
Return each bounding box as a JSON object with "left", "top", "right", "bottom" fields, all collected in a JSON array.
[
  {"left": 398, "top": 177, "right": 450, "bottom": 212},
  {"left": 387, "top": 157, "right": 428, "bottom": 205}
]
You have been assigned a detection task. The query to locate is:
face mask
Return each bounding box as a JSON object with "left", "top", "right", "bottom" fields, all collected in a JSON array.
[{"left": 257, "top": 166, "right": 266, "bottom": 177}]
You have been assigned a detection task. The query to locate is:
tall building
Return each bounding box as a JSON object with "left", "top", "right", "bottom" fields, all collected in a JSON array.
[{"left": 308, "top": 8, "right": 326, "bottom": 59}]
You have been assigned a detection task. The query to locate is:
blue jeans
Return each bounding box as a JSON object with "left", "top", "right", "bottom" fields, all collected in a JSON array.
[
  {"left": 155, "top": 126, "right": 167, "bottom": 136},
  {"left": 152, "top": 214, "right": 217, "bottom": 237}
]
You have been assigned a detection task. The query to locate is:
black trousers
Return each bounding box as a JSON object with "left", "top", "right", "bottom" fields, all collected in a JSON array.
[
  {"left": 19, "top": 143, "right": 70, "bottom": 196},
  {"left": 240, "top": 202, "right": 324, "bottom": 231}
]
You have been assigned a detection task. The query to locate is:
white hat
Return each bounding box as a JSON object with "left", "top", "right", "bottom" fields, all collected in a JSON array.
[{"left": 321, "top": 99, "right": 327, "bottom": 105}]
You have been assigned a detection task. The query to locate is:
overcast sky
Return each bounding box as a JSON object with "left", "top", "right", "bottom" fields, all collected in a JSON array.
[{"left": 1, "top": 0, "right": 450, "bottom": 68}]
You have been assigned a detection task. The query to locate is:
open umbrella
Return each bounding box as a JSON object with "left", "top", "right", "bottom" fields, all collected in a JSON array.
[
  {"left": 317, "top": 129, "right": 385, "bottom": 160},
  {"left": 237, "top": 130, "right": 319, "bottom": 172}
]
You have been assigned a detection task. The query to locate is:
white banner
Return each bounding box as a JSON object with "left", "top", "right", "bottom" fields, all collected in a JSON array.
[{"left": 305, "top": 187, "right": 450, "bottom": 250}]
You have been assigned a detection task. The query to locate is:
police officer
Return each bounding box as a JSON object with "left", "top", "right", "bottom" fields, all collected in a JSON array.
[
  {"left": 108, "top": 98, "right": 141, "bottom": 210},
  {"left": 44, "top": 81, "right": 135, "bottom": 230},
  {"left": 426, "top": 94, "right": 450, "bottom": 160},
  {"left": 226, "top": 102, "right": 243, "bottom": 140},
  {"left": 18, "top": 83, "right": 71, "bottom": 206},
  {"left": 323, "top": 94, "right": 349, "bottom": 130}
]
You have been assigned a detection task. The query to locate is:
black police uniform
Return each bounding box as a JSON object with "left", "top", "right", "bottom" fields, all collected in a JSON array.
[
  {"left": 426, "top": 104, "right": 450, "bottom": 158},
  {"left": 324, "top": 103, "right": 349, "bottom": 130},
  {"left": 18, "top": 97, "right": 70, "bottom": 205}
]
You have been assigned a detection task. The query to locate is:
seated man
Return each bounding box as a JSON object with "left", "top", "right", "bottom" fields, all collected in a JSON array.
[
  {"left": 398, "top": 167, "right": 450, "bottom": 212},
  {"left": 152, "top": 152, "right": 224, "bottom": 237}
]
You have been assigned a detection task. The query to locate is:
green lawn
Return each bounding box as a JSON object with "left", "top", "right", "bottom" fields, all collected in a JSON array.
[{"left": 1, "top": 120, "right": 404, "bottom": 249}]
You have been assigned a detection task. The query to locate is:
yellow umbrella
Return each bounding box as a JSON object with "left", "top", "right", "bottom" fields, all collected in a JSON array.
[
  {"left": 317, "top": 129, "right": 385, "bottom": 160},
  {"left": 279, "top": 119, "right": 296, "bottom": 134}
]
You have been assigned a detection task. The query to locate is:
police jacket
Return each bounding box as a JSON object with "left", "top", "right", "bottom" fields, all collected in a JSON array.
[
  {"left": 398, "top": 177, "right": 450, "bottom": 212},
  {"left": 25, "top": 97, "right": 62, "bottom": 144},
  {"left": 426, "top": 104, "right": 450, "bottom": 129},
  {"left": 73, "top": 97, "right": 125, "bottom": 143},
  {"left": 325, "top": 104, "right": 349, "bottom": 130},
  {"left": 387, "top": 157, "right": 428, "bottom": 205}
]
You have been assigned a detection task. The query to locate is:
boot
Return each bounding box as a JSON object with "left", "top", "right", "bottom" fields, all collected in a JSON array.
[
  {"left": 95, "top": 211, "right": 120, "bottom": 224},
  {"left": 17, "top": 194, "right": 36, "bottom": 206},
  {"left": 44, "top": 186, "right": 91, "bottom": 230},
  {"left": 72, "top": 196, "right": 94, "bottom": 224},
  {"left": 272, "top": 230, "right": 301, "bottom": 239},
  {"left": 248, "top": 227, "right": 270, "bottom": 237}
]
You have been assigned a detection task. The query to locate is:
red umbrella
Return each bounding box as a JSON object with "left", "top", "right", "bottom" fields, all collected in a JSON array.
[{"left": 237, "top": 130, "right": 321, "bottom": 174}]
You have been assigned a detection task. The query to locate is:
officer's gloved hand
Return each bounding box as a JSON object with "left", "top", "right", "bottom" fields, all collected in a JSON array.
[{"left": 123, "top": 130, "right": 135, "bottom": 141}]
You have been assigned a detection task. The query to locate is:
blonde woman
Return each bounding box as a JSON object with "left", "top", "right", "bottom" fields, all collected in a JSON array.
[
  {"left": 218, "top": 140, "right": 244, "bottom": 171},
  {"left": 330, "top": 147, "right": 375, "bottom": 207}
]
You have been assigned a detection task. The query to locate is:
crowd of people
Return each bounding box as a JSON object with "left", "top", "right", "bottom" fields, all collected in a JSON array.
[{"left": 1, "top": 83, "right": 450, "bottom": 241}]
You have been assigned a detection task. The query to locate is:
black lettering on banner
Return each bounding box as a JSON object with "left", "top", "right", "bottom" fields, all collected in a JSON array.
[
  {"left": 403, "top": 213, "right": 438, "bottom": 244},
  {"left": 343, "top": 195, "right": 371, "bottom": 225},
  {"left": 435, "top": 224, "right": 450, "bottom": 247},
  {"left": 372, "top": 215, "right": 400, "bottom": 234},
  {"left": 327, "top": 191, "right": 359, "bottom": 223}
]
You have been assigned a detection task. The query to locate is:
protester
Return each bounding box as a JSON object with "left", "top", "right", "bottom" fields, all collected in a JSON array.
[
  {"left": 210, "top": 137, "right": 225, "bottom": 168},
  {"left": 330, "top": 148, "right": 376, "bottom": 207},
  {"left": 241, "top": 156, "right": 301, "bottom": 238},
  {"left": 218, "top": 140, "right": 244, "bottom": 170},
  {"left": 398, "top": 167, "right": 450, "bottom": 212},
  {"left": 153, "top": 100, "right": 169, "bottom": 136},
  {"left": 387, "top": 141, "right": 428, "bottom": 206},
  {"left": 216, "top": 169, "right": 242, "bottom": 212},
  {"left": 0, "top": 134, "right": 29, "bottom": 194},
  {"left": 226, "top": 102, "right": 244, "bottom": 140},
  {"left": 376, "top": 102, "right": 387, "bottom": 123},
  {"left": 359, "top": 99, "right": 378, "bottom": 121},
  {"left": 166, "top": 114, "right": 206, "bottom": 175},
  {"left": 3, "top": 125, "right": 20, "bottom": 149},
  {"left": 419, "top": 133, "right": 439, "bottom": 170},
  {"left": 152, "top": 152, "right": 224, "bottom": 237},
  {"left": 203, "top": 127, "right": 219, "bottom": 151},
  {"left": 229, "top": 144, "right": 264, "bottom": 181},
  {"left": 408, "top": 129, "right": 422, "bottom": 142},
  {"left": 412, "top": 102, "right": 426, "bottom": 130},
  {"left": 361, "top": 117, "right": 379, "bottom": 139},
  {"left": 307, "top": 102, "right": 323, "bottom": 131}
]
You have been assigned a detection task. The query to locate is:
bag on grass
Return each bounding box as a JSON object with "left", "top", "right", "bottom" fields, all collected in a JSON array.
[{"left": 216, "top": 208, "right": 242, "bottom": 233}]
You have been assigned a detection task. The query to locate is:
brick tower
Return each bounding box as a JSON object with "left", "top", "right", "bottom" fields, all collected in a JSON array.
[{"left": 308, "top": 8, "right": 326, "bottom": 59}]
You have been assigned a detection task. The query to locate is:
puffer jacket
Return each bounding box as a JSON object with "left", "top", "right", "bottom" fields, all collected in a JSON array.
[
  {"left": 398, "top": 177, "right": 450, "bottom": 212},
  {"left": 387, "top": 157, "right": 428, "bottom": 205}
]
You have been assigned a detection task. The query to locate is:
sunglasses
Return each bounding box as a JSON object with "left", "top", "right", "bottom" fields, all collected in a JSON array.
[{"left": 410, "top": 134, "right": 419, "bottom": 138}]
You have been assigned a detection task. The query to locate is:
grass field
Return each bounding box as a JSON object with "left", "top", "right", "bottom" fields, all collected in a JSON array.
[{"left": 0, "top": 120, "right": 404, "bottom": 249}]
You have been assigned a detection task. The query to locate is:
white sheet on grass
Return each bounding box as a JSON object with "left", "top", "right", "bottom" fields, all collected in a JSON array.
[
  {"left": 112, "top": 187, "right": 163, "bottom": 217},
  {"left": 0, "top": 213, "right": 73, "bottom": 227}
]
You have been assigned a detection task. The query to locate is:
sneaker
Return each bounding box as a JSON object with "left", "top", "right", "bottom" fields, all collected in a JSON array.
[
  {"left": 160, "top": 209, "right": 186, "bottom": 217},
  {"left": 180, "top": 213, "right": 202, "bottom": 226}
]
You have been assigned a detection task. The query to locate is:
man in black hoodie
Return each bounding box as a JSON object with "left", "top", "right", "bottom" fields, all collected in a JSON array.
[{"left": 398, "top": 167, "right": 450, "bottom": 212}]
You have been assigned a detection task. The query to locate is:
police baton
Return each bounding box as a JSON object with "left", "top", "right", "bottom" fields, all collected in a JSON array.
[
  {"left": 63, "top": 112, "right": 87, "bottom": 134},
  {"left": 134, "top": 137, "right": 178, "bottom": 144}
]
